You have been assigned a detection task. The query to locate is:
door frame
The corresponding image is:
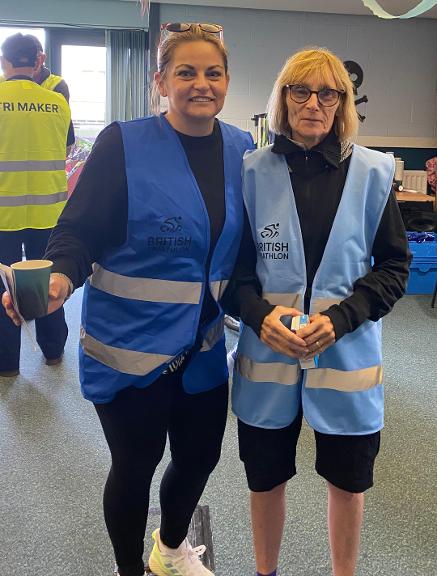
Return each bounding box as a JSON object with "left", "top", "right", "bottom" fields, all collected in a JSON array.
[{"left": 46, "top": 27, "right": 105, "bottom": 75}]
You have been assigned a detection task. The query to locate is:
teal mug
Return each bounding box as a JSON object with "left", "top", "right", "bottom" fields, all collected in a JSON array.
[{"left": 11, "top": 260, "right": 53, "bottom": 321}]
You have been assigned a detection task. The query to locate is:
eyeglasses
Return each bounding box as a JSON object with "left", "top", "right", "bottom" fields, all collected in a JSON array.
[
  {"left": 160, "top": 22, "right": 224, "bottom": 41},
  {"left": 285, "top": 84, "right": 344, "bottom": 107}
]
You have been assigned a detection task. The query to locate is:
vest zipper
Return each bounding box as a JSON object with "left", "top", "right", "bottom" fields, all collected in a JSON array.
[{"left": 304, "top": 151, "right": 311, "bottom": 313}]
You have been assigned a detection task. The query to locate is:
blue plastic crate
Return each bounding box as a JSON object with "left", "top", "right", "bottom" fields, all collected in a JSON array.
[
  {"left": 406, "top": 232, "right": 437, "bottom": 294},
  {"left": 406, "top": 258, "right": 437, "bottom": 294},
  {"left": 407, "top": 232, "right": 437, "bottom": 258}
]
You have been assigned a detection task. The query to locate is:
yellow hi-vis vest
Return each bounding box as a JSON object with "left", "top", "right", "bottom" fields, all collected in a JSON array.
[
  {"left": 0, "top": 79, "right": 70, "bottom": 231},
  {"left": 0, "top": 73, "right": 63, "bottom": 92},
  {"left": 40, "top": 73, "right": 63, "bottom": 92}
]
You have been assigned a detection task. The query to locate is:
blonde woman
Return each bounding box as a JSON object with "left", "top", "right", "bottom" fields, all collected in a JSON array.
[{"left": 229, "top": 47, "right": 410, "bottom": 576}]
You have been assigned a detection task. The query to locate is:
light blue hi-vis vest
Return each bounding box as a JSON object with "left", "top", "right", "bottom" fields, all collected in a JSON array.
[
  {"left": 232, "top": 143, "right": 395, "bottom": 435},
  {"left": 80, "top": 115, "right": 253, "bottom": 403}
]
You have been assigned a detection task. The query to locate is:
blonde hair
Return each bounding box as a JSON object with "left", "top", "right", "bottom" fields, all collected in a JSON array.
[
  {"left": 150, "top": 24, "right": 228, "bottom": 115},
  {"left": 267, "top": 47, "right": 359, "bottom": 142}
]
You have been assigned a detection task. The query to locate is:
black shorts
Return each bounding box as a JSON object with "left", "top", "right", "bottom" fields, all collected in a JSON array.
[{"left": 238, "top": 411, "right": 380, "bottom": 494}]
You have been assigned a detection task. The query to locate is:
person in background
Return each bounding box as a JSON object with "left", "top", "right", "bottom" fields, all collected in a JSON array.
[
  {"left": 227, "top": 47, "right": 410, "bottom": 576},
  {"left": 30, "top": 35, "right": 70, "bottom": 96},
  {"left": 29, "top": 34, "right": 76, "bottom": 153},
  {"left": 3, "top": 23, "right": 253, "bottom": 576},
  {"left": 0, "top": 34, "right": 75, "bottom": 152},
  {"left": 0, "top": 32, "right": 71, "bottom": 377}
]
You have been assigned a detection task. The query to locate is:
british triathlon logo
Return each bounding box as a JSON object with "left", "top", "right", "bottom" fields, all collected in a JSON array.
[
  {"left": 160, "top": 216, "right": 183, "bottom": 233},
  {"left": 260, "top": 223, "right": 279, "bottom": 239},
  {"left": 147, "top": 216, "right": 192, "bottom": 253},
  {"left": 258, "top": 223, "right": 288, "bottom": 260}
]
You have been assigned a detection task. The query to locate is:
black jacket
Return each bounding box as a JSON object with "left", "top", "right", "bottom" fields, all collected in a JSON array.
[{"left": 223, "top": 130, "right": 411, "bottom": 340}]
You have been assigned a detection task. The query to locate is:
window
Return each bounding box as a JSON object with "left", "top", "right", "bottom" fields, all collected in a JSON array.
[
  {"left": 0, "top": 26, "right": 45, "bottom": 53},
  {"left": 61, "top": 44, "right": 106, "bottom": 139}
]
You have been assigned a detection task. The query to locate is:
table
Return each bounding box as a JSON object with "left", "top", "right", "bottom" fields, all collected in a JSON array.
[{"left": 396, "top": 190, "right": 435, "bottom": 212}]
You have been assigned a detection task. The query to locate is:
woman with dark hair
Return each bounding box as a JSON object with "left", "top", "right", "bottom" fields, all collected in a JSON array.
[
  {"left": 228, "top": 47, "right": 410, "bottom": 576},
  {"left": 3, "top": 23, "right": 253, "bottom": 576}
]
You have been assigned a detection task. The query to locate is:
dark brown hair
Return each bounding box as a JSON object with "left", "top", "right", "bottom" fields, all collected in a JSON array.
[{"left": 150, "top": 24, "right": 228, "bottom": 115}]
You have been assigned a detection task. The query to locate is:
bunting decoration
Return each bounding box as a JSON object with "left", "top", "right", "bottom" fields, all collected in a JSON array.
[
  {"left": 362, "top": 0, "right": 437, "bottom": 19},
  {"left": 140, "top": 0, "right": 150, "bottom": 18}
]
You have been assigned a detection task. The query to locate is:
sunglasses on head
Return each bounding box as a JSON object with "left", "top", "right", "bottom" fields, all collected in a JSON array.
[{"left": 160, "top": 22, "right": 224, "bottom": 41}]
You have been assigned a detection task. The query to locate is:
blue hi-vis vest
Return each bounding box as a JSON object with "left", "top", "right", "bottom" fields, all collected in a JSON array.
[
  {"left": 232, "top": 143, "right": 395, "bottom": 434},
  {"left": 80, "top": 115, "right": 253, "bottom": 403}
]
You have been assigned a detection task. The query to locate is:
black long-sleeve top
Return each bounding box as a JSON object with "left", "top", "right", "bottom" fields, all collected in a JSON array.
[
  {"left": 45, "top": 120, "right": 226, "bottom": 328},
  {"left": 224, "top": 129, "right": 411, "bottom": 340}
]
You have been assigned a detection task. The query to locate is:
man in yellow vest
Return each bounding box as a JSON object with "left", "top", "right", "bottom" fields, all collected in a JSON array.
[
  {"left": 29, "top": 35, "right": 76, "bottom": 151},
  {"left": 0, "top": 35, "right": 75, "bottom": 150},
  {"left": 32, "top": 35, "right": 70, "bottom": 95},
  {"left": 0, "top": 33, "right": 71, "bottom": 377}
]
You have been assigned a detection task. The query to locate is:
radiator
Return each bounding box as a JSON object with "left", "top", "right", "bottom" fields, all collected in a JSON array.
[{"left": 403, "top": 170, "right": 428, "bottom": 195}]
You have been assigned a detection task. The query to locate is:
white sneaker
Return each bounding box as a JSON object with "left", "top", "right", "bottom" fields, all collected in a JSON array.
[{"left": 148, "top": 528, "right": 214, "bottom": 576}]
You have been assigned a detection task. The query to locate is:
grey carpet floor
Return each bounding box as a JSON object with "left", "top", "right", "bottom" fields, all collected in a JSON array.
[{"left": 0, "top": 290, "right": 436, "bottom": 576}]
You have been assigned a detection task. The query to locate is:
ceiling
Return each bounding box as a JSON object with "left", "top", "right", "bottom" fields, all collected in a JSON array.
[{"left": 144, "top": 0, "right": 437, "bottom": 19}]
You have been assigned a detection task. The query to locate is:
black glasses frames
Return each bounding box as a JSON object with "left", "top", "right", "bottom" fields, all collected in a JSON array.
[{"left": 285, "top": 84, "right": 344, "bottom": 107}]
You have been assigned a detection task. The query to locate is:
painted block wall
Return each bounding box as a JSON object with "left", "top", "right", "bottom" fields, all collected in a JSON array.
[
  {"left": 0, "top": 0, "right": 147, "bottom": 30},
  {"left": 159, "top": 3, "right": 437, "bottom": 146}
]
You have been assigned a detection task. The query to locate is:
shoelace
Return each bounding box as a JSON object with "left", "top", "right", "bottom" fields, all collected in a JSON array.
[{"left": 187, "top": 543, "right": 206, "bottom": 564}]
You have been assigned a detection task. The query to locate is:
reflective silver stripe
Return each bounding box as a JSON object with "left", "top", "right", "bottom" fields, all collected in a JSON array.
[
  {"left": 210, "top": 279, "right": 229, "bottom": 301},
  {"left": 263, "top": 292, "right": 301, "bottom": 308},
  {"left": 200, "top": 317, "right": 225, "bottom": 352},
  {"left": 235, "top": 355, "right": 300, "bottom": 386},
  {"left": 311, "top": 298, "right": 342, "bottom": 314},
  {"left": 0, "top": 160, "right": 65, "bottom": 171},
  {"left": 80, "top": 328, "right": 173, "bottom": 375},
  {"left": 0, "top": 191, "right": 67, "bottom": 207},
  {"left": 305, "top": 366, "right": 383, "bottom": 392},
  {"left": 90, "top": 264, "right": 202, "bottom": 304}
]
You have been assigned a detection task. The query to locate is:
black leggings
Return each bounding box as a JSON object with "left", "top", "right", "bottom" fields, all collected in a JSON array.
[{"left": 94, "top": 368, "right": 228, "bottom": 576}]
